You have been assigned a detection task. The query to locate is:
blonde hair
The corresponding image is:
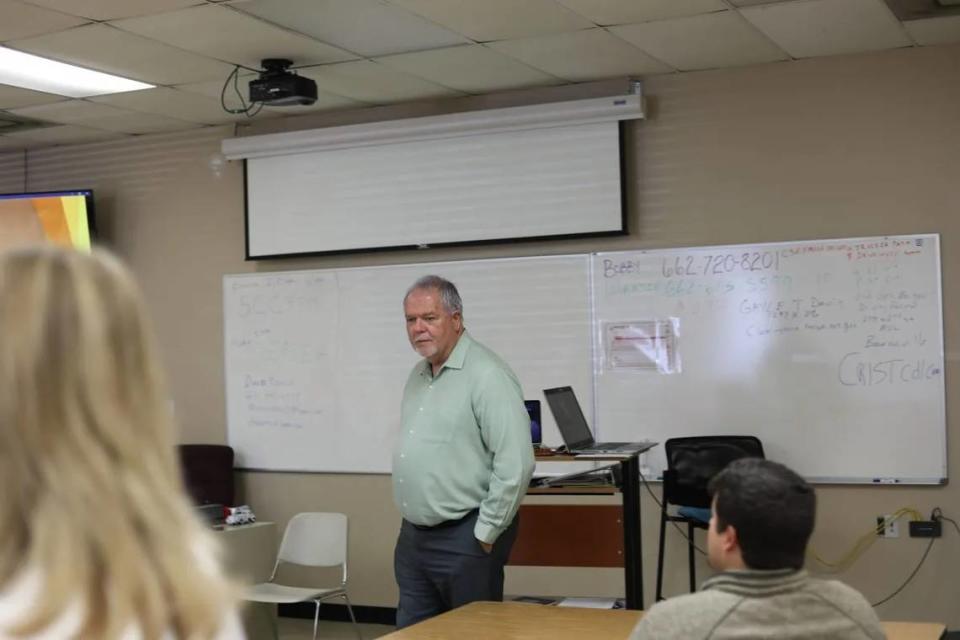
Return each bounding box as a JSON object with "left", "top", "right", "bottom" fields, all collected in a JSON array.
[{"left": 0, "top": 247, "right": 236, "bottom": 639}]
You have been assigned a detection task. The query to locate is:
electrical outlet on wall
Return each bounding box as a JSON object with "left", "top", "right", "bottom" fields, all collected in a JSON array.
[{"left": 876, "top": 515, "right": 899, "bottom": 538}]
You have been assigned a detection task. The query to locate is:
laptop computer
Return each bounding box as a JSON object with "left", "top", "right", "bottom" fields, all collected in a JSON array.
[{"left": 543, "top": 386, "right": 652, "bottom": 455}]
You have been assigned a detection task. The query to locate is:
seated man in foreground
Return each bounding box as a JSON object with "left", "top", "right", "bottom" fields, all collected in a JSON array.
[{"left": 631, "top": 458, "right": 885, "bottom": 640}]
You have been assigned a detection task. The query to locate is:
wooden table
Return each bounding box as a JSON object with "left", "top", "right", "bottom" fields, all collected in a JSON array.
[
  {"left": 882, "top": 622, "right": 947, "bottom": 640},
  {"left": 380, "top": 601, "right": 639, "bottom": 640},
  {"left": 378, "top": 601, "right": 947, "bottom": 640}
]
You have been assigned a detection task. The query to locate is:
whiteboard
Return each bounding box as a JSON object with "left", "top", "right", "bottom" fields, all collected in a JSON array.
[
  {"left": 592, "top": 235, "right": 946, "bottom": 484},
  {"left": 223, "top": 255, "right": 592, "bottom": 473}
]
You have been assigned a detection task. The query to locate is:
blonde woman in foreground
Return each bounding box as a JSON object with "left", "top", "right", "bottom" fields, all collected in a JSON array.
[{"left": 0, "top": 247, "right": 243, "bottom": 639}]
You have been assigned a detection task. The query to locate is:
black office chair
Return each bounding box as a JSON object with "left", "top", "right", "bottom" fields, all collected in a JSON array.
[
  {"left": 177, "top": 444, "right": 235, "bottom": 507},
  {"left": 655, "top": 435, "right": 764, "bottom": 601}
]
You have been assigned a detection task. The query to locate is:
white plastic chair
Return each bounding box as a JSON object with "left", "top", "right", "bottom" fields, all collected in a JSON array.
[{"left": 246, "top": 512, "right": 361, "bottom": 640}]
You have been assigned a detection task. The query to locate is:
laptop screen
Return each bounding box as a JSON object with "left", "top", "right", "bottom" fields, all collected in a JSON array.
[
  {"left": 543, "top": 386, "right": 595, "bottom": 450},
  {"left": 525, "top": 400, "right": 542, "bottom": 445}
]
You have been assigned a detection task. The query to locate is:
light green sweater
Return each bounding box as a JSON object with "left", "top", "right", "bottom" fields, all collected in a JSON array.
[{"left": 631, "top": 569, "right": 886, "bottom": 640}]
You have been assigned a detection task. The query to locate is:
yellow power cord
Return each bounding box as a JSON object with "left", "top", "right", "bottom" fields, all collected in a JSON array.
[{"left": 809, "top": 507, "right": 925, "bottom": 572}]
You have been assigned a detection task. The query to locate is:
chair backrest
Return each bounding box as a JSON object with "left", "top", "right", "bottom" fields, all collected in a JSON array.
[
  {"left": 177, "top": 444, "right": 235, "bottom": 506},
  {"left": 663, "top": 436, "right": 765, "bottom": 509},
  {"left": 277, "top": 512, "right": 348, "bottom": 569}
]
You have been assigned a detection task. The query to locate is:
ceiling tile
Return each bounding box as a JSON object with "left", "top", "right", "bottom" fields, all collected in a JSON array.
[
  {"left": 0, "top": 84, "right": 67, "bottom": 110},
  {"left": 90, "top": 86, "right": 249, "bottom": 124},
  {"left": 740, "top": 0, "right": 912, "bottom": 58},
  {"left": 610, "top": 11, "right": 787, "bottom": 70},
  {"left": 162, "top": 78, "right": 292, "bottom": 121},
  {"left": 2, "top": 0, "right": 934, "bottom": 149},
  {"left": 376, "top": 44, "right": 560, "bottom": 94},
  {"left": 292, "top": 60, "right": 464, "bottom": 103},
  {"left": 112, "top": 4, "right": 357, "bottom": 69},
  {"left": 0, "top": 0, "right": 89, "bottom": 40},
  {"left": 904, "top": 15, "right": 960, "bottom": 45},
  {"left": 554, "top": 0, "right": 727, "bottom": 25},
  {"left": 234, "top": 0, "right": 470, "bottom": 57},
  {"left": 489, "top": 28, "right": 673, "bottom": 81},
  {"left": 385, "top": 0, "right": 594, "bottom": 41},
  {"left": 9, "top": 23, "right": 236, "bottom": 85},
  {"left": 18, "top": 0, "right": 204, "bottom": 21},
  {"left": 8, "top": 98, "right": 200, "bottom": 134},
  {"left": 74, "top": 111, "right": 202, "bottom": 134},
  {"left": 174, "top": 76, "right": 254, "bottom": 101},
  {"left": 0, "top": 135, "right": 38, "bottom": 150},
  {"left": 8, "top": 99, "right": 131, "bottom": 124},
  {"left": 3, "top": 123, "right": 128, "bottom": 144}
]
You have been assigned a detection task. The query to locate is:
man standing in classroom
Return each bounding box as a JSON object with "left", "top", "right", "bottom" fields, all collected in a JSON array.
[{"left": 392, "top": 275, "right": 535, "bottom": 629}]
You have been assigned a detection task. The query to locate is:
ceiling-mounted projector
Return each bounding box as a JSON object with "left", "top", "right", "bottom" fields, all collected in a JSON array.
[{"left": 248, "top": 58, "right": 317, "bottom": 106}]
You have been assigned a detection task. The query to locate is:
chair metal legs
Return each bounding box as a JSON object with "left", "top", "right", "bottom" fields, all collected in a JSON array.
[
  {"left": 310, "top": 594, "right": 362, "bottom": 640},
  {"left": 655, "top": 508, "right": 668, "bottom": 601},
  {"left": 342, "top": 593, "right": 362, "bottom": 640},
  {"left": 656, "top": 512, "right": 702, "bottom": 601}
]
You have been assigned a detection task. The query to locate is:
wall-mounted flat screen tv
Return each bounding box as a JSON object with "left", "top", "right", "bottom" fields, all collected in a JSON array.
[{"left": 0, "top": 190, "right": 95, "bottom": 252}]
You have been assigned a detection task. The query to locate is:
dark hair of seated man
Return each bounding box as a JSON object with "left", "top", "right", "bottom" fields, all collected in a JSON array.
[{"left": 708, "top": 457, "right": 816, "bottom": 570}]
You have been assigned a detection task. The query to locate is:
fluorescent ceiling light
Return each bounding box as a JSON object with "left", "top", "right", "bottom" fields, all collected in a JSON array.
[{"left": 0, "top": 46, "right": 153, "bottom": 98}]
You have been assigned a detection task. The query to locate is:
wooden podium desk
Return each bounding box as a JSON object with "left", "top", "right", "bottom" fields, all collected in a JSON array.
[
  {"left": 511, "top": 445, "right": 655, "bottom": 610},
  {"left": 380, "top": 602, "right": 946, "bottom": 640}
]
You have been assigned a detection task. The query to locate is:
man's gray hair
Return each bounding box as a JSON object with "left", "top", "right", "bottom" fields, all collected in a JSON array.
[{"left": 405, "top": 275, "right": 463, "bottom": 315}]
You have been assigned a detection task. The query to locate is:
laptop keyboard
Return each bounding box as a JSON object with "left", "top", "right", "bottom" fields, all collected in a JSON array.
[{"left": 577, "top": 442, "right": 634, "bottom": 452}]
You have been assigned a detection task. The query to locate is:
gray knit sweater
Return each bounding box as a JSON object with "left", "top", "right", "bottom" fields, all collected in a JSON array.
[{"left": 630, "top": 569, "right": 886, "bottom": 640}]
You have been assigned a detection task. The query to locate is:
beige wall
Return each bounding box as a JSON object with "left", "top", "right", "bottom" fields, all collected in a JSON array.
[{"left": 1, "top": 41, "right": 958, "bottom": 626}]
